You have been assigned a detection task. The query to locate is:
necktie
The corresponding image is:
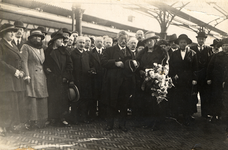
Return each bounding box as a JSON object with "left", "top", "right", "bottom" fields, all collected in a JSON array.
[
  {"left": 17, "top": 39, "right": 20, "bottom": 46},
  {"left": 200, "top": 46, "right": 203, "bottom": 51},
  {"left": 122, "top": 48, "right": 126, "bottom": 55},
  {"left": 98, "top": 50, "right": 100, "bottom": 54}
]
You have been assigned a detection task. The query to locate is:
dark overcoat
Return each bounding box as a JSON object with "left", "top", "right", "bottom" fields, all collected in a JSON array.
[
  {"left": 89, "top": 47, "right": 105, "bottom": 99},
  {"left": 207, "top": 52, "right": 228, "bottom": 115},
  {"left": 169, "top": 48, "right": 198, "bottom": 115},
  {"left": 0, "top": 39, "right": 25, "bottom": 92},
  {"left": 43, "top": 45, "right": 73, "bottom": 119},
  {"left": 101, "top": 44, "right": 134, "bottom": 108},
  {"left": 71, "top": 48, "right": 92, "bottom": 99}
]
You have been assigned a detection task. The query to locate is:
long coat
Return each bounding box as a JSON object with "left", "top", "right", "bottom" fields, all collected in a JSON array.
[
  {"left": 0, "top": 39, "right": 25, "bottom": 92},
  {"left": 21, "top": 44, "right": 48, "bottom": 98},
  {"left": 71, "top": 48, "right": 92, "bottom": 99},
  {"left": 89, "top": 47, "right": 105, "bottom": 99},
  {"left": 207, "top": 51, "right": 228, "bottom": 115},
  {"left": 101, "top": 44, "right": 134, "bottom": 108},
  {"left": 43, "top": 45, "right": 73, "bottom": 119},
  {"left": 0, "top": 38, "right": 25, "bottom": 127},
  {"left": 169, "top": 48, "right": 198, "bottom": 115}
]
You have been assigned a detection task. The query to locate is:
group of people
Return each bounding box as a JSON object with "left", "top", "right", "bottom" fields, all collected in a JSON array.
[{"left": 0, "top": 20, "right": 228, "bottom": 137}]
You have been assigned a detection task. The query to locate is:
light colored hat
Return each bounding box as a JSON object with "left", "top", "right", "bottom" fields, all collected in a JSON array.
[
  {"left": 28, "top": 29, "right": 45, "bottom": 40},
  {"left": 142, "top": 31, "right": 160, "bottom": 42}
]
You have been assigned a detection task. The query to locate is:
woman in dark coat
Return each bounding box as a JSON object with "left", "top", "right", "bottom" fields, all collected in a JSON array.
[
  {"left": 43, "top": 31, "right": 73, "bottom": 127},
  {"left": 207, "top": 38, "right": 228, "bottom": 122},
  {"left": 169, "top": 34, "right": 198, "bottom": 125},
  {"left": 0, "top": 24, "right": 26, "bottom": 136},
  {"left": 21, "top": 29, "right": 48, "bottom": 128},
  {"left": 136, "top": 31, "right": 168, "bottom": 130}
]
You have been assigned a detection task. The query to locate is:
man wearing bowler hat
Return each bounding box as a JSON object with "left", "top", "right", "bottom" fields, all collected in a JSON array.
[
  {"left": 210, "top": 38, "right": 221, "bottom": 54},
  {"left": 37, "top": 26, "right": 48, "bottom": 50},
  {"left": 190, "top": 31, "right": 213, "bottom": 120},
  {"left": 12, "top": 21, "right": 26, "bottom": 51},
  {"left": 166, "top": 34, "right": 178, "bottom": 58}
]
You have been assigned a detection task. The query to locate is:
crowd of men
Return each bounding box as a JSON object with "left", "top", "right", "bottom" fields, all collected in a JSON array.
[{"left": 0, "top": 20, "right": 228, "bottom": 136}]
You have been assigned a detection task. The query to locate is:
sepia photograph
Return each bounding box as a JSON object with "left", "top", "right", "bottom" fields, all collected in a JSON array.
[{"left": 0, "top": 0, "right": 228, "bottom": 149}]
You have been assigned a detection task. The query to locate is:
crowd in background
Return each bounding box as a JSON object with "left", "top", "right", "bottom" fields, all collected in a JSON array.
[{"left": 0, "top": 20, "right": 228, "bottom": 136}]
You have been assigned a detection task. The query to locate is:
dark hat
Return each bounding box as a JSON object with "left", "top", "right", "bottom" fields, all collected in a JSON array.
[
  {"left": 157, "top": 39, "right": 168, "bottom": 46},
  {"left": 136, "top": 40, "right": 144, "bottom": 48},
  {"left": 28, "top": 29, "right": 45, "bottom": 40},
  {"left": 37, "top": 26, "right": 47, "bottom": 35},
  {"left": 166, "top": 34, "right": 177, "bottom": 42},
  {"left": 196, "top": 32, "right": 207, "bottom": 38},
  {"left": 210, "top": 38, "right": 221, "bottom": 47},
  {"left": 0, "top": 23, "right": 18, "bottom": 36},
  {"left": 67, "top": 84, "right": 80, "bottom": 102},
  {"left": 142, "top": 31, "right": 160, "bottom": 43},
  {"left": 60, "top": 28, "right": 71, "bottom": 36},
  {"left": 175, "top": 34, "right": 192, "bottom": 44},
  {"left": 14, "top": 21, "right": 25, "bottom": 29},
  {"left": 221, "top": 38, "right": 228, "bottom": 45},
  {"left": 48, "top": 31, "right": 66, "bottom": 45}
]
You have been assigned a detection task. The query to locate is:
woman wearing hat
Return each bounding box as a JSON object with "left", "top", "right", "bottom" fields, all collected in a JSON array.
[
  {"left": 43, "top": 31, "right": 73, "bottom": 127},
  {"left": 136, "top": 31, "right": 168, "bottom": 130},
  {"left": 0, "top": 23, "right": 26, "bottom": 136},
  {"left": 207, "top": 38, "right": 228, "bottom": 123},
  {"left": 169, "top": 34, "right": 198, "bottom": 126},
  {"left": 21, "top": 29, "right": 48, "bottom": 129}
]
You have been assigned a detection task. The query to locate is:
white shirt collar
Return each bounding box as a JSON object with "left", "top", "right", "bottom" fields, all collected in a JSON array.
[
  {"left": 14, "top": 37, "right": 21, "bottom": 44},
  {"left": 118, "top": 44, "right": 126, "bottom": 50}
]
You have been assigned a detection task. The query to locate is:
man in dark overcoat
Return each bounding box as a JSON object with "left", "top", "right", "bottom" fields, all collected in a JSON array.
[
  {"left": 190, "top": 32, "right": 213, "bottom": 119},
  {"left": 70, "top": 36, "right": 93, "bottom": 124},
  {"left": 89, "top": 37, "right": 105, "bottom": 121},
  {"left": 169, "top": 34, "right": 198, "bottom": 125},
  {"left": 101, "top": 31, "right": 135, "bottom": 132}
]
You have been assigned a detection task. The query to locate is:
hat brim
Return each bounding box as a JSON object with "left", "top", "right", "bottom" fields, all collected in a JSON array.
[
  {"left": 68, "top": 84, "right": 80, "bottom": 102},
  {"left": 175, "top": 38, "right": 192, "bottom": 44},
  {"left": 0, "top": 27, "right": 18, "bottom": 35},
  {"left": 48, "top": 34, "right": 66, "bottom": 45},
  {"left": 142, "top": 36, "right": 160, "bottom": 43},
  {"left": 196, "top": 36, "right": 207, "bottom": 38},
  {"left": 28, "top": 33, "right": 45, "bottom": 40}
]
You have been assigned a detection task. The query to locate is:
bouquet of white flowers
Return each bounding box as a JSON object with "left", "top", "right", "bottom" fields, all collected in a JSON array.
[{"left": 141, "top": 63, "right": 174, "bottom": 104}]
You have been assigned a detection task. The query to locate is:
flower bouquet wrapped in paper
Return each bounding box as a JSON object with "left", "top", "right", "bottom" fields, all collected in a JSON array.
[{"left": 141, "top": 63, "right": 174, "bottom": 104}]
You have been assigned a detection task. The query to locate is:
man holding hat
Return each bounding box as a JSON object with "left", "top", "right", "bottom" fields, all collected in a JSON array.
[
  {"left": 101, "top": 30, "right": 136, "bottom": 132},
  {"left": 190, "top": 31, "right": 213, "bottom": 120},
  {"left": 207, "top": 38, "right": 228, "bottom": 123},
  {"left": 12, "top": 21, "right": 26, "bottom": 51},
  {"left": 169, "top": 34, "right": 198, "bottom": 125}
]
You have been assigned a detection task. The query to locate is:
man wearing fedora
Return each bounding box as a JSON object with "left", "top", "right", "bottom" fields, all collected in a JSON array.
[
  {"left": 210, "top": 38, "right": 221, "bottom": 54},
  {"left": 59, "top": 28, "right": 71, "bottom": 48},
  {"left": 190, "top": 31, "right": 213, "bottom": 120},
  {"left": 12, "top": 21, "right": 26, "bottom": 51},
  {"left": 169, "top": 34, "right": 198, "bottom": 125},
  {"left": 101, "top": 31, "right": 136, "bottom": 132}
]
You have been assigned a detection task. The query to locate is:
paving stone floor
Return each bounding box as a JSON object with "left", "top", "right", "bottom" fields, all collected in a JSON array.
[{"left": 0, "top": 112, "right": 228, "bottom": 150}]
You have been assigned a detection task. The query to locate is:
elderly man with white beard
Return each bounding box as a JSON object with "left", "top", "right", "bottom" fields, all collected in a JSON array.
[{"left": 127, "top": 37, "right": 138, "bottom": 59}]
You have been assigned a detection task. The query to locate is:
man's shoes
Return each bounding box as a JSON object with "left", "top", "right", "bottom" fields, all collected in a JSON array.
[
  {"left": 119, "top": 126, "right": 128, "bottom": 132},
  {"left": 83, "top": 120, "right": 90, "bottom": 124},
  {"left": 104, "top": 126, "right": 113, "bottom": 131},
  {"left": 59, "top": 121, "right": 71, "bottom": 127}
]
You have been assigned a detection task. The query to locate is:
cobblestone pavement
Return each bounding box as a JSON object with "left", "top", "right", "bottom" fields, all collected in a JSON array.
[{"left": 0, "top": 111, "right": 228, "bottom": 150}]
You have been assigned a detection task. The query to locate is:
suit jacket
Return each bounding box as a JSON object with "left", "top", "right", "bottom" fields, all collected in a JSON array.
[
  {"left": 21, "top": 44, "right": 48, "bottom": 98},
  {"left": 12, "top": 38, "right": 26, "bottom": 52},
  {"left": 101, "top": 44, "right": 134, "bottom": 107},
  {"left": 71, "top": 48, "right": 92, "bottom": 99},
  {"left": 0, "top": 39, "right": 25, "bottom": 92}
]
